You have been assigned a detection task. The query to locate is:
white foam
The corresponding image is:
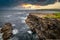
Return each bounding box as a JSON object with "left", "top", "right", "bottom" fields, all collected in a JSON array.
[
  {"left": 27, "top": 31, "right": 32, "bottom": 34},
  {"left": 17, "top": 16, "right": 26, "bottom": 20},
  {"left": 4, "top": 15, "right": 12, "bottom": 18},
  {"left": 12, "top": 24, "right": 16, "bottom": 26},
  {"left": 12, "top": 29, "right": 19, "bottom": 35},
  {"left": 21, "top": 20, "right": 25, "bottom": 23}
]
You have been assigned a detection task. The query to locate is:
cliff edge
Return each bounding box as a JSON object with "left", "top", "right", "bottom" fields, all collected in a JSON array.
[{"left": 25, "top": 13, "right": 60, "bottom": 40}]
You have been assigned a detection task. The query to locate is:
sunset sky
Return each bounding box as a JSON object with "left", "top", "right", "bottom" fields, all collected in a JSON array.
[{"left": 0, "top": 0, "right": 60, "bottom": 10}]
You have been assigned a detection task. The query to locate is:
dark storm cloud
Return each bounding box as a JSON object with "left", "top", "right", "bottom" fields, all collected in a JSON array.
[
  {"left": 0, "top": 0, "right": 21, "bottom": 7},
  {"left": 59, "top": 0, "right": 60, "bottom": 2},
  {"left": 22, "top": 0, "right": 56, "bottom": 5},
  {"left": 0, "top": 0, "right": 56, "bottom": 7}
]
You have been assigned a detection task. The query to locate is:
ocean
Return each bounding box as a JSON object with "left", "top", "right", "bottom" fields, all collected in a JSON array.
[{"left": 0, "top": 10, "right": 59, "bottom": 40}]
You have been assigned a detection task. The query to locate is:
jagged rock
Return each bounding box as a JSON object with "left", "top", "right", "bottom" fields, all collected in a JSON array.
[
  {"left": 25, "top": 13, "right": 60, "bottom": 40},
  {"left": 0, "top": 23, "right": 13, "bottom": 40}
]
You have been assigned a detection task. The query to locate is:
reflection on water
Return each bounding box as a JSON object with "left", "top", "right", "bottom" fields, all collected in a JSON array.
[{"left": 0, "top": 10, "right": 59, "bottom": 40}]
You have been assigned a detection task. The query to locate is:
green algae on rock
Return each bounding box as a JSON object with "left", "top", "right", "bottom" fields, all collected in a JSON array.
[{"left": 45, "top": 13, "right": 60, "bottom": 18}]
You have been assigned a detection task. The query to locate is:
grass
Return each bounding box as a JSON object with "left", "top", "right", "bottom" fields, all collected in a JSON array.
[{"left": 45, "top": 12, "right": 60, "bottom": 18}]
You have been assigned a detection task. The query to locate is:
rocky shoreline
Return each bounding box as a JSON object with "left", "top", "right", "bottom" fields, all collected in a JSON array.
[{"left": 25, "top": 13, "right": 60, "bottom": 40}]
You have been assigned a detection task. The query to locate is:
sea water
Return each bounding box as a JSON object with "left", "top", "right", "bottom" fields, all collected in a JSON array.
[{"left": 0, "top": 10, "right": 59, "bottom": 40}]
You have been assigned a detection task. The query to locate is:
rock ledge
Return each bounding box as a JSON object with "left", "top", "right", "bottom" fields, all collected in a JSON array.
[{"left": 25, "top": 13, "right": 60, "bottom": 40}]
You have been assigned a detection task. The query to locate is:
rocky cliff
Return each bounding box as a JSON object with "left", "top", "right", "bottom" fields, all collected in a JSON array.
[{"left": 25, "top": 13, "right": 60, "bottom": 40}]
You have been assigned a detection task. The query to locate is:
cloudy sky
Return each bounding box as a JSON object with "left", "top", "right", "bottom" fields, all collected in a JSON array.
[{"left": 0, "top": 0, "right": 60, "bottom": 10}]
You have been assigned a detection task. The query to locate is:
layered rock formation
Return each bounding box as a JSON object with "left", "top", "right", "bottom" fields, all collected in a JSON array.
[{"left": 25, "top": 13, "right": 60, "bottom": 40}]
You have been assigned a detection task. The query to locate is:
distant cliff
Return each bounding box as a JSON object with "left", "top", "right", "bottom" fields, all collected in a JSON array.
[{"left": 25, "top": 13, "right": 60, "bottom": 40}]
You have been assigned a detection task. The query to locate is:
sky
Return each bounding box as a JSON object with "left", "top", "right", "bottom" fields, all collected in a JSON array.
[{"left": 0, "top": 0, "right": 60, "bottom": 10}]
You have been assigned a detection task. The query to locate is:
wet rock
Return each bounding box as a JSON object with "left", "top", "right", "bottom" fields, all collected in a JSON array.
[
  {"left": 25, "top": 13, "right": 60, "bottom": 40},
  {"left": 0, "top": 23, "right": 13, "bottom": 40}
]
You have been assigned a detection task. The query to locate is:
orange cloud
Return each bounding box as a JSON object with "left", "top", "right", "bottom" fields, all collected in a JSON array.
[{"left": 21, "top": 2, "right": 60, "bottom": 10}]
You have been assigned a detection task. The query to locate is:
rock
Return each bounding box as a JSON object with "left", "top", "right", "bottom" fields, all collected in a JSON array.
[
  {"left": 25, "top": 13, "right": 60, "bottom": 40},
  {"left": 0, "top": 23, "right": 13, "bottom": 40}
]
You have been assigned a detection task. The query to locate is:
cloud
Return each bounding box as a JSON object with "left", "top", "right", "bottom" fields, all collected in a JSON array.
[
  {"left": 0, "top": 0, "right": 21, "bottom": 7},
  {"left": 0, "top": 0, "right": 56, "bottom": 7},
  {"left": 12, "top": 2, "right": 60, "bottom": 10},
  {"left": 0, "top": 0, "right": 60, "bottom": 10}
]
